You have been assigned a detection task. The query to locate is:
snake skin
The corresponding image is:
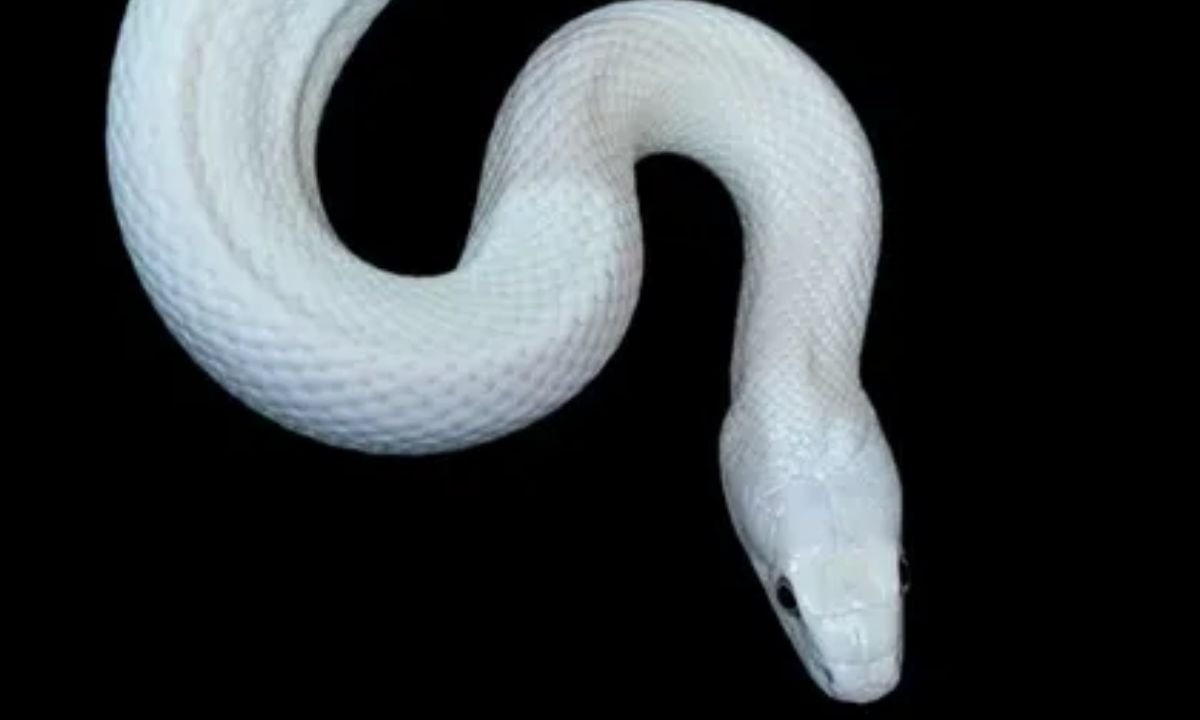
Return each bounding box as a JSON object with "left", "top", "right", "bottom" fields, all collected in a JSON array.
[{"left": 106, "top": 0, "right": 905, "bottom": 703}]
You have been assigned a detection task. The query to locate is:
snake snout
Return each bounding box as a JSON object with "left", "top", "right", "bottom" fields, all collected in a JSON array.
[
  {"left": 813, "top": 604, "right": 898, "bottom": 664},
  {"left": 806, "top": 604, "right": 903, "bottom": 703},
  {"left": 823, "top": 653, "right": 902, "bottom": 704}
]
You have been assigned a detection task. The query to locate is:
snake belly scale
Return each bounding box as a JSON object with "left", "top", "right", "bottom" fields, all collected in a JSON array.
[{"left": 106, "top": 0, "right": 906, "bottom": 703}]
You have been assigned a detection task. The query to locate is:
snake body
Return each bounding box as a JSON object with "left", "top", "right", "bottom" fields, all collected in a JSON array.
[{"left": 106, "top": 0, "right": 905, "bottom": 703}]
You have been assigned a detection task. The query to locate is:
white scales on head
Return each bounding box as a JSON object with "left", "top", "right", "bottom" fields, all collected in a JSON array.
[{"left": 105, "top": 0, "right": 906, "bottom": 703}]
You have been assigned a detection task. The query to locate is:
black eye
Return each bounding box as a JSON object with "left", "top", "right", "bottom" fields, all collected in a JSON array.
[
  {"left": 899, "top": 553, "right": 911, "bottom": 593},
  {"left": 775, "top": 577, "right": 800, "bottom": 617}
]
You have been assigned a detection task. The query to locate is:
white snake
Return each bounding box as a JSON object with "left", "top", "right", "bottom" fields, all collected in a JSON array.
[{"left": 106, "top": 0, "right": 905, "bottom": 703}]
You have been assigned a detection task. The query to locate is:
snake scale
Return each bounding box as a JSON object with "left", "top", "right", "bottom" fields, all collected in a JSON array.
[{"left": 106, "top": 0, "right": 906, "bottom": 703}]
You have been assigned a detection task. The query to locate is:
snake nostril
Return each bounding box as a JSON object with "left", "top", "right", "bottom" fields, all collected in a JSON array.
[{"left": 821, "top": 665, "right": 834, "bottom": 688}]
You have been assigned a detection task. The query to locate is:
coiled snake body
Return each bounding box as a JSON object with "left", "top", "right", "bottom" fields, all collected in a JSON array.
[{"left": 106, "top": 0, "right": 905, "bottom": 703}]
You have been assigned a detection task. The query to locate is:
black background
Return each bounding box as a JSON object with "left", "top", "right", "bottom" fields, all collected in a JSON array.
[{"left": 40, "top": 0, "right": 1061, "bottom": 713}]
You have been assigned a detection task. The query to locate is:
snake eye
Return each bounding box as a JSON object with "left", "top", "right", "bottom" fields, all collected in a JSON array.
[{"left": 775, "top": 577, "right": 800, "bottom": 617}]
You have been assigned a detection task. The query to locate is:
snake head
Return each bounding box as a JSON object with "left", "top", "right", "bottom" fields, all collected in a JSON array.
[
  {"left": 771, "top": 421, "right": 906, "bottom": 703},
  {"left": 720, "top": 395, "right": 906, "bottom": 703}
]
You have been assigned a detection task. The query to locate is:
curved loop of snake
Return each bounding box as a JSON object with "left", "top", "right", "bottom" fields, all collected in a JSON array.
[{"left": 106, "top": 0, "right": 906, "bottom": 703}]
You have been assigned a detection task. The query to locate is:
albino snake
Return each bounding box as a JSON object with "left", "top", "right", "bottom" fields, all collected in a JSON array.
[{"left": 105, "top": 0, "right": 906, "bottom": 703}]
